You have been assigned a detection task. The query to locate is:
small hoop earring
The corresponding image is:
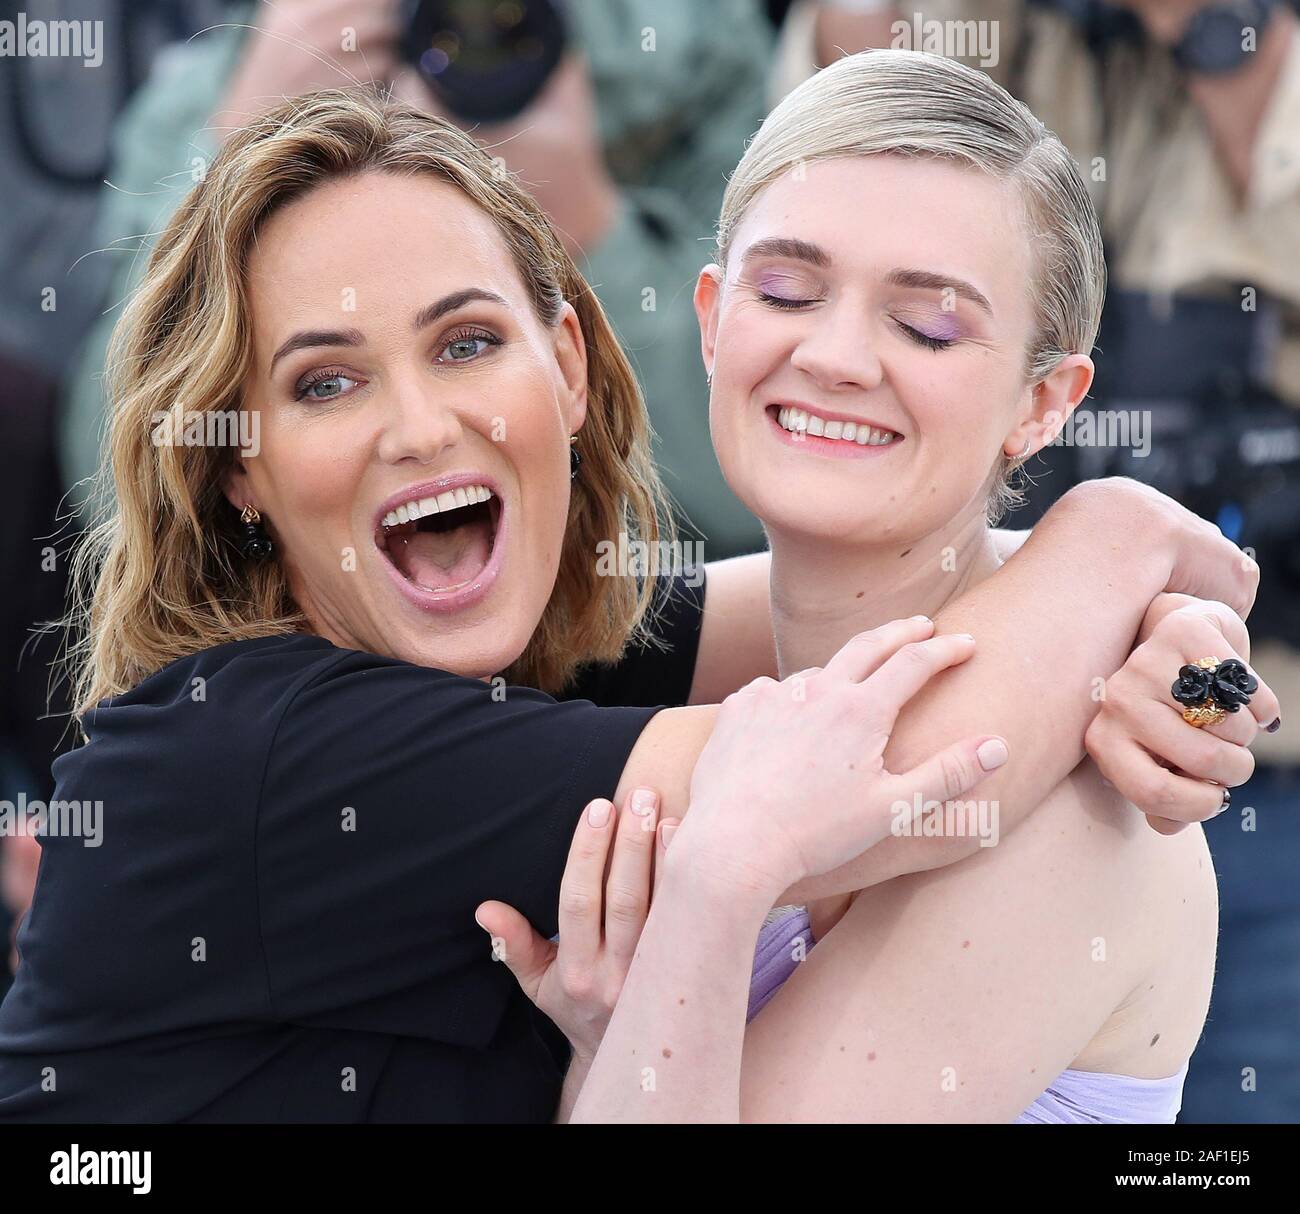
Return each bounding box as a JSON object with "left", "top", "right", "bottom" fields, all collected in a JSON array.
[
  {"left": 569, "top": 435, "right": 582, "bottom": 481},
  {"left": 239, "top": 504, "right": 274, "bottom": 560}
]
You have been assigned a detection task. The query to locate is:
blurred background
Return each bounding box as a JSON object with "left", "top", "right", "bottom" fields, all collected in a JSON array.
[{"left": 0, "top": 0, "right": 1296, "bottom": 1122}]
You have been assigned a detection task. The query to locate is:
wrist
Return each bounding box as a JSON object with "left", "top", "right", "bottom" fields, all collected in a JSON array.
[{"left": 660, "top": 833, "right": 786, "bottom": 921}]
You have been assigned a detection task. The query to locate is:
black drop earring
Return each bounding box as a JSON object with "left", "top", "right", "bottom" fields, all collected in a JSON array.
[
  {"left": 239, "top": 504, "right": 274, "bottom": 560},
  {"left": 569, "top": 436, "right": 582, "bottom": 481}
]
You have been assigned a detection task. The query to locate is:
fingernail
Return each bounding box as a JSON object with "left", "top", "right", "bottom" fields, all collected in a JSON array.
[
  {"left": 911, "top": 614, "right": 931, "bottom": 623},
  {"left": 957, "top": 633, "right": 975, "bottom": 643},
  {"left": 587, "top": 798, "right": 612, "bottom": 827},
  {"left": 660, "top": 820, "right": 678, "bottom": 847},
  {"left": 473, "top": 909, "right": 488, "bottom": 931},
  {"left": 977, "top": 738, "right": 1009, "bottom": 771},
  {"left": 1266, "top": 717, "right": 1281, "bottom": 734},
  {"left": 631, "top": 788, "right": 658, "bottom": 816},
  {"left": 1215, "top": 787, "right": 1232, "bottom": 816}
]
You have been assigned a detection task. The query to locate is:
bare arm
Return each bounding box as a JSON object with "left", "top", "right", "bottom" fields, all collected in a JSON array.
[{"left": 615, "top": 479, "right": 1257, "bottom": 898}]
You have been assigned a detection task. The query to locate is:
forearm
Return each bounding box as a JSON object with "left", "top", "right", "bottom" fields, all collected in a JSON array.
[
  {"left": 555, "top": 1052, "right": 593, "bottom": 1123},
  {"left": 569, "top": 865, "right": 769, "bottom": 1123},
  {"left": 785, "top": 483, "right": 1173, "bottom": 901}
]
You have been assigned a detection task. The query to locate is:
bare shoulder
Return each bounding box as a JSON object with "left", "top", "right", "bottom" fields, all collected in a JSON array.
[{"left": 972, "top": 760, "right": 1218, "bottom": 1077}]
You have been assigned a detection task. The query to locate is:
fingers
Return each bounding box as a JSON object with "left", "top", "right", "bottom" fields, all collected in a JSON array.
[
  {"left": 860, "top": 633, "right": 978, "bottom": 731},
  {"left": 556, "top": 797, "right": 617, "bottom": 976},
  {"left": 1087, "top": 730, "right": 1230, "bottom": 825},
  {"left": 653, "top": 818, "right": 679, "bottom": 898},
  {"left": 1125, "top": 704, "right": 1256, "bottom": 789},
  {"left": 602, "top": 788, "right": 658, "bottom": 967},
  {"left": 1204, "top": 709, "right": 1259, "bottom": 748},
  {"left": 890, "top": 733, "right": 1008, "bottom": 813},
  {"left": 822, "top": 616, "right": 936, "bottom": 682},
  {"left": 474, "top": 900, "right": 555, "bottom": 1001}
]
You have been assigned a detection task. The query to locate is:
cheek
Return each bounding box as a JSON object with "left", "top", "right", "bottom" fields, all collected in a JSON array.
[{"left": 247, "top": 414, "right": 366, "bottom": 538}]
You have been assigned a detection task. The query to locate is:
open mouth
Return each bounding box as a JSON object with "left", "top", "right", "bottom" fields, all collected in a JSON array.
[{"left": 377, "top": 483, "right": 501, "bottom": 594}]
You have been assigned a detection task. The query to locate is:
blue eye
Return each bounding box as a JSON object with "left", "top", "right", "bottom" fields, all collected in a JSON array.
[
  {"left": 445, "top": 337, "right": 488, "bottom": 360},
  {"left": 439, "top": 327, "right": 502, "bottom": 363},
  {"left": 295, "top": 371, "right": 360, "bottom": 402}
]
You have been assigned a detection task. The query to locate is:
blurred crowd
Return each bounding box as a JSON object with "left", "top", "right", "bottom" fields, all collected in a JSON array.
[{"left": 1, "top": 0, "right": 1298, "bottom": 1122}]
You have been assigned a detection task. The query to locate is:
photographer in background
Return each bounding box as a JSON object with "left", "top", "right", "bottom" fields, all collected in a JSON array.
[
  {"left": 778, "top": 0, "right": 1300, "bottom": 1123},
  {"left": 59, "top": 0, "right": 776, "bottom": 557}
]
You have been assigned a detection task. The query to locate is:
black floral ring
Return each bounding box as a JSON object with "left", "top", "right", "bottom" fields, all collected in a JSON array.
[{"left": 1171, "top": 658, "right": 1258, "bottom": 714}]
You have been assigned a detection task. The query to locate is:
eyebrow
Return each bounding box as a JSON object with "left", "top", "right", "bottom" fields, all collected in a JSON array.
[
  {"left": 268, "top": 288, "right": 510, "bottom": 374},
  {"left": 740, "top": 237, "right": 831, "bottom": 269},
  {"left": 885, "top": 268, "right": 993, "bottom": 317}
]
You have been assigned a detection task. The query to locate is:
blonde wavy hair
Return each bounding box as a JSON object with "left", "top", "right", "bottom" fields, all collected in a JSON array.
[
  {"left": 717, "top": 49, "right": 1107, "bottom": 520},
  {"left": 67, "top": 88, "right": 673, "bottom": 722}
]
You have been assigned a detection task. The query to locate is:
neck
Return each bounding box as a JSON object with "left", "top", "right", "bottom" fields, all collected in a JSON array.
[{"left": 768, "top": 501, "right": 1001, "bottom": 677}]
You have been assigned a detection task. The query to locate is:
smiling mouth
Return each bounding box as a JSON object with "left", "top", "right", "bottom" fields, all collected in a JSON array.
[
  {"left": 770, "top": 405, "right": 902, "bottom": 446},
  {"left": 377, "top": 484, "right": 500, "bottom": 593}
]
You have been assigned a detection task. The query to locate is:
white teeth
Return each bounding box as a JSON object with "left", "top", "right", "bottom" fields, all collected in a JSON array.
[
  {"left": 382, "top": 483, "right": 495, "bottom": 529},
  {"left": 774, "top": 406, "right": 897, "bottom": 448}
]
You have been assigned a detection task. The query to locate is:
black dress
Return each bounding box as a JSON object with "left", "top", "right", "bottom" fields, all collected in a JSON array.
[{"left": 0, "top": 574, "right": 706, "bottom": 1122}]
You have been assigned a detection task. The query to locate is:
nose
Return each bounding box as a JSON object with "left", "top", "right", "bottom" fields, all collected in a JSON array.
[
  {"left": 375, "top": 373, "right": 464, "bottom": 467},
  {"left": 788, "top": 298, "right": 884, "bottom": 394}
]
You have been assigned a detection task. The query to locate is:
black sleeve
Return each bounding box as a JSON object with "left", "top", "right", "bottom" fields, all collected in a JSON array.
[
  {"left": 562, "top": 568, "right": 707, "bottom": 708},
  {"left": 256, "top": 656, "right": 660, "bottom": 1046}
]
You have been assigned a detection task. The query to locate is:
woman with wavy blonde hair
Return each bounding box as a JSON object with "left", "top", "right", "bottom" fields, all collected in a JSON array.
[{"left": 0, "top": 84, "right": 1262, "bottom": 1124}]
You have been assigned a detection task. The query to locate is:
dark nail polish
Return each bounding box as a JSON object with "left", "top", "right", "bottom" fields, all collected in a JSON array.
[
  {"left": 1266, "top": 718, "right": 1282, "bottom": 734},
  {"left": 1216, "top": 787, "right": 1232, "bottom": 815}
]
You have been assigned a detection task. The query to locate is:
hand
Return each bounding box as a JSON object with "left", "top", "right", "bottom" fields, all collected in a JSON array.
[
  {"left": 390, "top": 54, "right": 619, "bottom": 257},
  {"left": 1060, "top": 477, "right": 1259, "bottom": 620},
  {"left": 1086, "top": 595, "right": 1280, "bottom": 834},
  {"left": 671, "top": 617, "right": 1008, "bottom": 898},
  {"left": 475, "top": 787, "right": 676, "bottom": 1062}
]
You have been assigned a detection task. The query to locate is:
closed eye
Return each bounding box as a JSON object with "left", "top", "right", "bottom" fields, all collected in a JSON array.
[
  {"left": 758, "top": 291, "right": 819, "bottom": 311},
  {"left": 896, "top": 320, "right": 955, "bottom": 351}
]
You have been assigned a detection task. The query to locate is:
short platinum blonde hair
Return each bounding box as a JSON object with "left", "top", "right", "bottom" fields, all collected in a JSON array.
[{"left": 717, "top": 49, "right": 1106, "bottom": 518}]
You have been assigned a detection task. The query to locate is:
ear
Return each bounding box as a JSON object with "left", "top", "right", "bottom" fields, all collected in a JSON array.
[
  {"left": 693, "top": 264, "right": 723, "bottom": 381},
  {"left": 221, "top": 454, "right": 252, "bottom": 515},
  {"left": 552, "top": 301, "right": 589, "bottom": 436},
  {"left": 1003, "top": 353, "right": 1094, "bottom": 461}
]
